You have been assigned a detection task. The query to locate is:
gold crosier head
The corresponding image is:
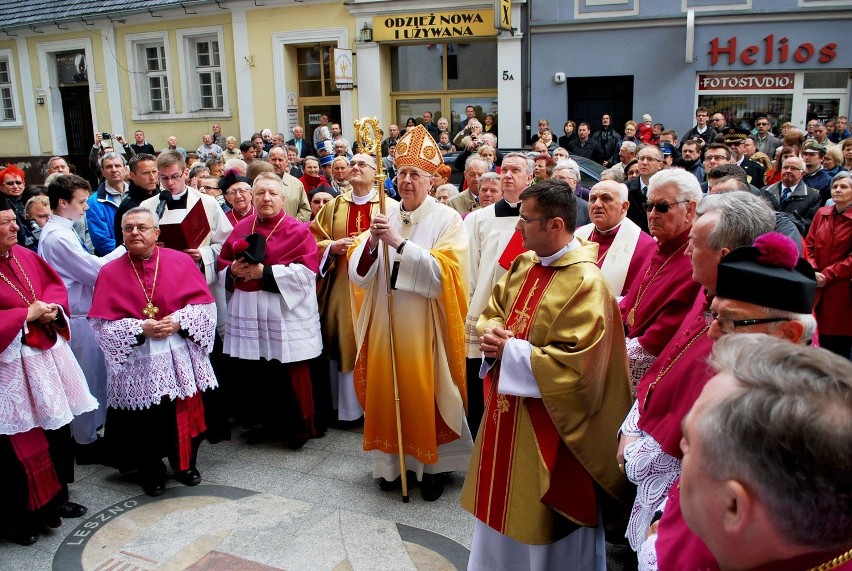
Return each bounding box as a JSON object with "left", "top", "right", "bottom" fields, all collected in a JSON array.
[{"left": 353, "top": 117, "right": 386, "bottom": 189}]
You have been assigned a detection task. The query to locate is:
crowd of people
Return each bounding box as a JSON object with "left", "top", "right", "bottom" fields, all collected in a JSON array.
[{"left": 1, "top": 109, "right": 850, "bottom": 571}]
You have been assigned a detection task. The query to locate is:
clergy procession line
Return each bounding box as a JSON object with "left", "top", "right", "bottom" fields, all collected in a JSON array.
[{"left": 1, "top": 121, "right": 851, "bottom": 571}]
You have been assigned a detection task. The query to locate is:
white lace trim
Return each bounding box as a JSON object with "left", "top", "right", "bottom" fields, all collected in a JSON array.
[
  {"left": 91, "top": 309, "right": 218, "bottom": 410},
  {"left": 172, "top": 303, "right": 217, "bottom": 354},
  {"left": 637, "top": 532, "right": 659, "bottom": 571},
  {"left": 624, "top": 430, "right": 681, "bottom": 551},
  {"left": 620, "top": 400, "right": 641, "bottom": 437},
  {"left": 627, "top": 336, "right": 656, "bottom": 397},
  {"left": 0, "top": 336, "right": 98, "bottom": 435}
]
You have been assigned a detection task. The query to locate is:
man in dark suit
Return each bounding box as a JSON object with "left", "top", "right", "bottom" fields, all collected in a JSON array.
[
  {"left": 722, "top": 127, "right": 765, "bottom": 189},
  {"left": 285, "top": 125, "right": 312, "bottom": 163},
  {"left": 624, "top": 144, "right": 663, "bottom": 234},
  {"left": 760, "top": 156, "right": 821, "bottom": 237}
]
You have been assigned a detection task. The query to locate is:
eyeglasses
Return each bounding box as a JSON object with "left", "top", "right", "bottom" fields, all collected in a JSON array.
[
  {"left": 643, "top": 200, "right": 689, "bottom": 213},
  {"left": 3, "top": 180, "right": 23, "bottom": 186},
  {"left": 518, "top": 215, "right": 551, "bottom": 225},
  {"left": 200, "top": 185, "right": 219, "bottom": 191},
  {"left": 122, "top": 224, "right": 154, "bottom": 233},
  {"left": 756, "top": 122, "right": 770, "bottom": 127},
  {"left": 703, "top": 311, "right": 790, "bottom": 333},
  {"left": 398, "top": 170, "right": 423, "bottom": 181},
  {"left": 225, "top": 188, "right": 252, "bottom": 196},
  {"left": 636, "top": 156, "right": 661, "bottom": 163},
  {"left": 782, "top": 165, "right": 804, "bottom": 171},
  {"left": 159, "top": 173, "right": 184, "bottom": 183},
  {"left": 712, "top": 118, "right": 724, "bottom": 122},
  {"left": 704, "top": 154, "right": 728, "bottom": 161}
]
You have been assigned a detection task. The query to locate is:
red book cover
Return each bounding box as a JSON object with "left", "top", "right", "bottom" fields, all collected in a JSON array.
[{"left": 158, "top": 200, "right": 210, "bottom": 251}]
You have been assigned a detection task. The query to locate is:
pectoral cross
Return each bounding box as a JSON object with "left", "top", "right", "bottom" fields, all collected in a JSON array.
[
  {"left": 143, "top": 301, "right": 159, "bottom": 319},
  {"left": 509, "top": 279, "right": 539, "bottom": 335}
]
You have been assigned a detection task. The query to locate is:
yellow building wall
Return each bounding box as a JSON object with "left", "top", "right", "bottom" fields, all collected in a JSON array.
[
  {"left": 114, "top": 13, "right": 240, "bottom": 151},
  {"left": 0, "top": 39, "right": 27, "bottom": 157},
  {"left": 243, "top": 3, "right": 357, "bottom": 130}
]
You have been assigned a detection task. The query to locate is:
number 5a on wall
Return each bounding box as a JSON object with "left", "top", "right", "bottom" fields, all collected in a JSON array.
[{"left": 502, "top": 71, "right": 514, "bottom": 80}]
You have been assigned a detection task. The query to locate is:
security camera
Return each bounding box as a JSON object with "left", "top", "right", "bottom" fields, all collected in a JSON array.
[{"left": 554, "top": 72, "right": 566, "bottom": 84}]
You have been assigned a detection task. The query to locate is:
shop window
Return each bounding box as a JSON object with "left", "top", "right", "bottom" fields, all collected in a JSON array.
[
  {"left": 803, "top": 72, "right": 848, "bottom": 90},
  {"left": 0, "top": 56, "right": 15, "bottom": 121},
  {"left": 698, "top": 94, "right": 793, "bottom": 132},
  {"left": 392, "top": 42, "right": 496, "bottom": 92},
  {"left": 296, "top": 45, "right": 340, "bottom": 98}
]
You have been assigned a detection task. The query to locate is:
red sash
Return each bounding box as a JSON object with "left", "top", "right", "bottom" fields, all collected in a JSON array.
[
  {"left": 175, "top": 393, "right": 206, "bottom": 471},
  {"left": 9, "top": 428, "right": 62, "bottom": 510},
  {"left": 347, "top": 203, "right": 372, "bottom": 237},
  {"left": 472, "top": 263, "right": 599, "bottom": 532}
]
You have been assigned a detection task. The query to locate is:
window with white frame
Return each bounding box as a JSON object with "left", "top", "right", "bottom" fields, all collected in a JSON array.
[
  {"left": 0, "top": 57, "right": 15, "bottom": 121},
  {"left": 144, "top": 44, "right": 169, "bottom": 113},
  {"left": 192, "top": 36, "right": 223, "bottom": 111},
  {"left": 126, "top": 33, "right": 173, "bottom": 117}
]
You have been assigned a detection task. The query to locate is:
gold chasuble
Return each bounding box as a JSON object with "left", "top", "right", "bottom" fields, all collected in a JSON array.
[
  {"left": 310, "top": 190, "right": 391, "bottom": 372},
  {"left": 461, "top": 241, "right": 633, "bottom": 545},
  {"left": 349, "top": 200, "right": 469, "bottom": 465}
]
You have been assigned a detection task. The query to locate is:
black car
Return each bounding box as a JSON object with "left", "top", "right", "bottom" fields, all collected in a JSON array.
[{"left": 442, "top": 150, "right": 606, "bottom": 190}]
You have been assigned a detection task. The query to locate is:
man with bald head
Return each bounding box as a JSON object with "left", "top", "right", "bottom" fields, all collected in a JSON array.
[
  {"left": 268, "top": 145, "right": 311, "bottom": 221},
  {"left": 310, "top": 153, "right": 394, "bottom": 425},
  {"left": 448, "top": 155, "right": 488, "bottom": 217},
  {"left": 574, "top": 180, "right": 656, "bottom": 297}
]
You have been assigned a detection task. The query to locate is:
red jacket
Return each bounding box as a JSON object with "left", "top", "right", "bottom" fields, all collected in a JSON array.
[{"left": 805, "top": 205, "right": 852, "bottom": 335}]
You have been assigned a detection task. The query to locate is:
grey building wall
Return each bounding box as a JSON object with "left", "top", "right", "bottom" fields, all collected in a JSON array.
[{"left": 528, "top": 0, "right": 852, "bottom": 139}]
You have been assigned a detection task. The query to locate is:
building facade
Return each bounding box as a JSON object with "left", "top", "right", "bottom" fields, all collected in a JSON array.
[
  {"left": 528, "top": 0, "right": 851, "bottom": 143},
  {"left": 0, "top": 0, "right": 523, "bottom": 182}
]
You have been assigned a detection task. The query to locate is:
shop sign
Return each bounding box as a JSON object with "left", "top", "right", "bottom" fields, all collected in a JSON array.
[
  {"left": 495, "top": 0, "right": 511, "bottom": 31},
  {"left": 708, "top": 35, "right": 837, "bottom": 66},
  {"left": 373, "top": 10, "right": 496, "bottom": 41},
  {"left": 698, "top": 73, "right": 795, "bottom": 91},
  {"left": 333, "top": 48, "right": 354, "bottom": 90}
]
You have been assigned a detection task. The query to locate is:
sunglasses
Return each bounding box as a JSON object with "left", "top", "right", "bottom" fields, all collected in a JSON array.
[{"left": 644, "top": 200, "right": 689, "bottom": 213}]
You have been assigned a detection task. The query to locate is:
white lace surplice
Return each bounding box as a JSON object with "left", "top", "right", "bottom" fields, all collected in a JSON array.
[
  {"left": 620, "top": 400, "right": 681, "bottom": 551},
  {"left": 89, "top": 303, "right": 218, "bottom": 410},
  {"left": 0, "top": 332, "right": 98, "bottom": 435}
]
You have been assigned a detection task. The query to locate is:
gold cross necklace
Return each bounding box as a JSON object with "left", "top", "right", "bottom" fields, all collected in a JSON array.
[
  {"left": 0, "top": 253, "right": 38, "bottom": 305},
  {"left": 129, "top": 247, "right": 160, "bottom": 319}
]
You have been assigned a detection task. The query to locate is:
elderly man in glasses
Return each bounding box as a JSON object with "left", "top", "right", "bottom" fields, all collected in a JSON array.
[
  {"left": 619, "top": 168, "right": 703, "bottom": 389},
  {"left": 625, "top": 144, "right": 665, "bottom": 233},
  {"left": 759, "top": 155, "right": 822, "bottom": 236},
  {"left": 638, "top": 235, "right": 819, "bottom": 571},
  {"left": 617, "top": 191, "right": 776, "bottom": 557}
]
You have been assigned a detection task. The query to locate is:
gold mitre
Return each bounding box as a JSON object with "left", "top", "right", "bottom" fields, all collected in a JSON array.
[{"left": 394, "top": 125, "right": 442, "bottom": 175}]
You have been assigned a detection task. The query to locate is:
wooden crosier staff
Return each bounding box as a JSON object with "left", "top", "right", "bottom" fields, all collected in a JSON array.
[{"left": 353, "top": 117, "right": 410, "bottom": 503}]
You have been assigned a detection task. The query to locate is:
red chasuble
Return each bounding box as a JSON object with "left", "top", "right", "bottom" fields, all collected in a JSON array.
[
  {"left": 619, "top": 228, "right": 701, "bottom": 356},
  {"left": 0, "top": 245, "right": 70, "bottom": 351},
  {"left": 218, "top": 209, "right": 319, "bottom": 292},
  {"left": 636, "top": 292, "right": 714, "bottom": 458},
  {"left": 473, "top": 264, "right": 598, "bottom": 533},
  {"left": 89, "top": 247, "right": 214, "bottom": 321}
]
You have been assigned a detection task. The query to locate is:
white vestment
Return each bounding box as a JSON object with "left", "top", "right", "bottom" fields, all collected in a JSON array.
[
  {"left": 348, "top": 199, "right": 473, "bottom": 481},
  {"left": 462, "top": 203, "right": 519, "bottom": 359},
  {"left": 38, "top": 215, "right": 125, "bottom": 443}
]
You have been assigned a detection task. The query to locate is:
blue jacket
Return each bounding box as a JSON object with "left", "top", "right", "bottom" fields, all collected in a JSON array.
[{"left": 86, "top": 183, "right": 122, "bottom": 255}]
